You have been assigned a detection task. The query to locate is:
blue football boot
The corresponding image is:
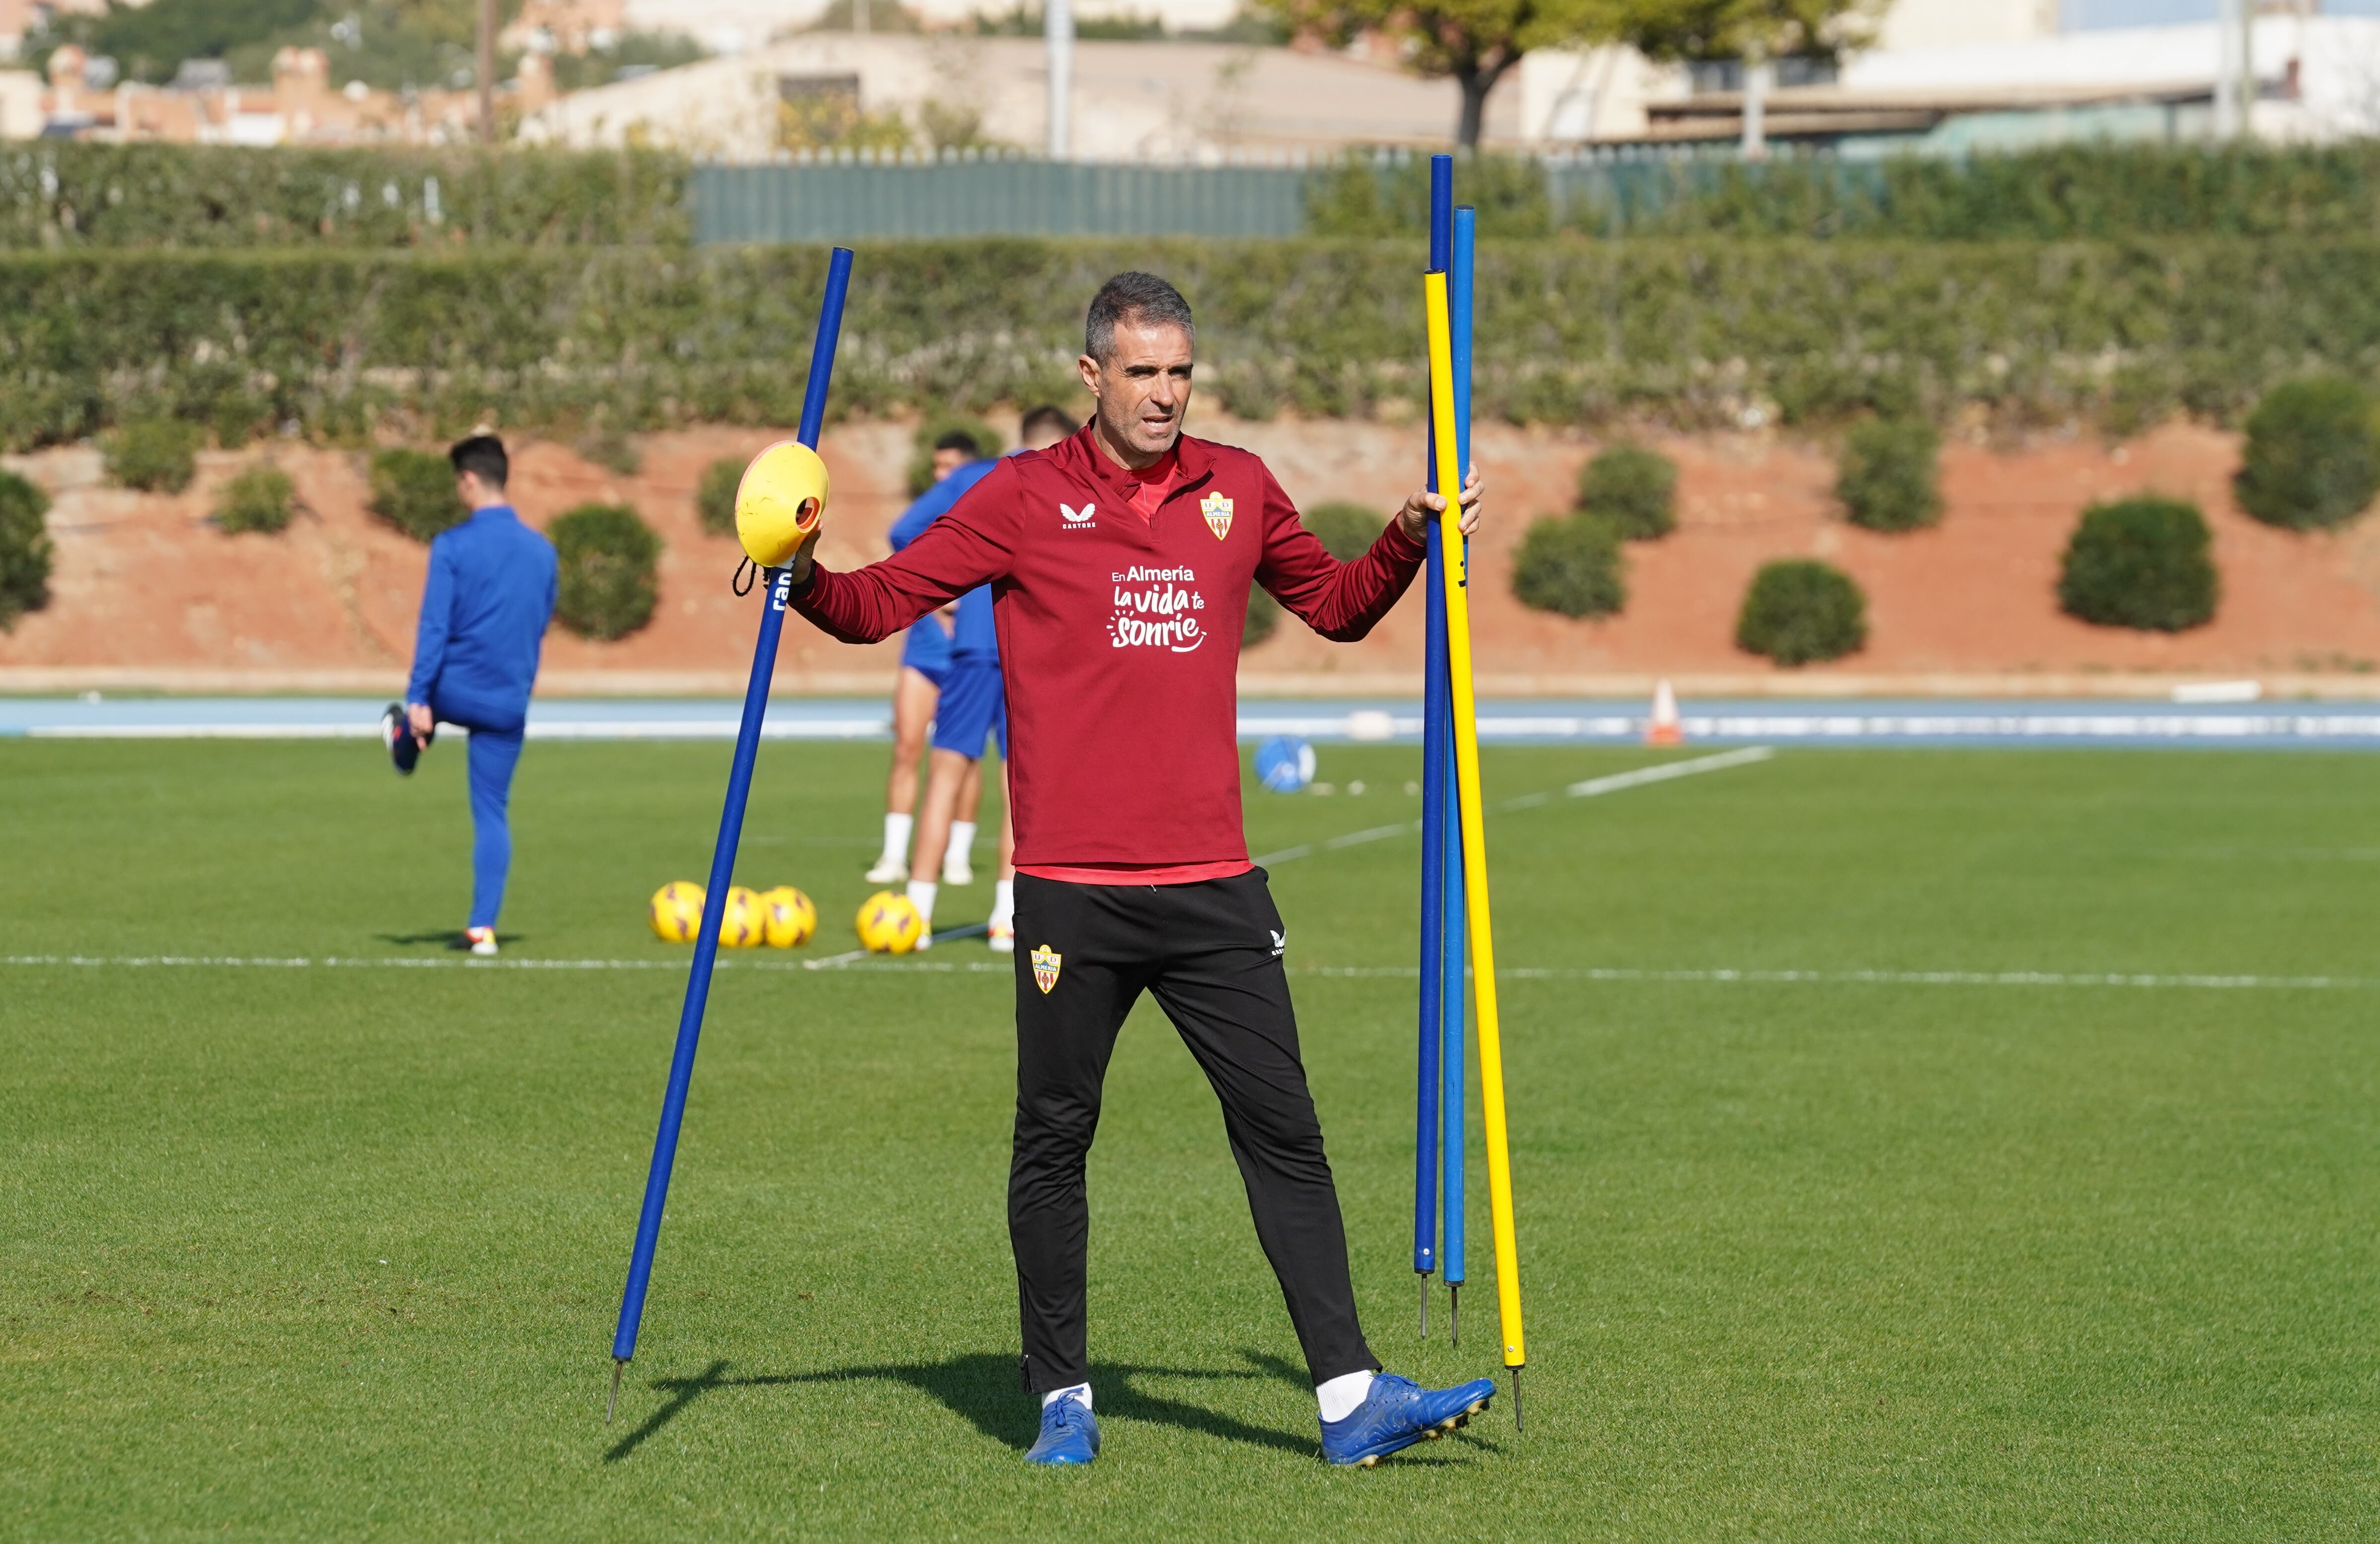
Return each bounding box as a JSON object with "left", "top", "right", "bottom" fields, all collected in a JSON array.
[
  {"left": 1023, "top": 1393, "right": 1099, "bottom": 1466},
  {"left": 1319, "top": 1374, "right": 1495, "bottom": 1467}
]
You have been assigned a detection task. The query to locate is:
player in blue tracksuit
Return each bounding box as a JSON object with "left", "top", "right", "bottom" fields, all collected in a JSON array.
[
  {"left": 893, "top": 405, "right": 1077, "bottom": 952},
  {"left": 382, "top": 435, "right": 558, "bottom": 956},
  {"left": 865, "top": 430, "right": 993, "bottom": 886}
]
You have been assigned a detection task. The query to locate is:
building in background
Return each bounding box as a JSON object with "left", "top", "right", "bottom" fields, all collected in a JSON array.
[
  {"left": 517, "top": 32, "right": 1509, "bottom": 158},
  {"left": 1522, "top": 7, "right": 2380, "bottom": 153}
]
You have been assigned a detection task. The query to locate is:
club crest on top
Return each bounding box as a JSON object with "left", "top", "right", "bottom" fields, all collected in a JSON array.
[{"left": 1200, "top": 491, "right": 1233, "bottom": 540}]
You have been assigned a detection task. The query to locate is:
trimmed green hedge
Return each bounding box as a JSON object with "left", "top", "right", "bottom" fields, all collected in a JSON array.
[
  {"left": 6, "top": 237, "right": 2380, "bottom": 450},
  {"left": 1737, "top": 560, "right": 1867, "bottom": 665},
  {"left": 1836, "top": 420, "right": 1943, "bottom": 532},
  {"left": 1512, "top": 513, "right": 1625, "bottom": 619},
  {"left": 367, "top": 448, "right": 464, "bottom": 542},
  {"left": 1577, "top": 443, "right": 1676, "bottom": 540},
  {"left": 2233, "top": 375, "right": 2380, "bottom": 531},
  {"left": 1302, "top": 502, "right": 1386, "bottom": 561},
  {"left": 214, "top": 463, "right": 296, "bottom": 533},
  {"left": 551, "top": 502, "right": 662, "bottom": 641},
  {"left": 0, "top": 144, "right": 690, "bottom": 249},
  {"left": 697, "top": 456, "right": 743, "bottom": 537},
  {"left": 103, "top": 418, "right": 199, "bottom": 492},
  {"left": 2057, "top": 496, "right": 2218, "bottom": 632},
  {"left": 0, "top": 467, "right": 52, "bottom": 630}
]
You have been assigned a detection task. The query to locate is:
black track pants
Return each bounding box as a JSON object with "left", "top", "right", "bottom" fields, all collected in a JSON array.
[{"left": 1008, "top": 869, "right": 1378, "bottom": 1394}]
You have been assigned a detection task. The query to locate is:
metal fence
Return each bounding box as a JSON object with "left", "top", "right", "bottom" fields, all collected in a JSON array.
[{"left": 692, "top": 159, "right": 1312, "bottom": 242}]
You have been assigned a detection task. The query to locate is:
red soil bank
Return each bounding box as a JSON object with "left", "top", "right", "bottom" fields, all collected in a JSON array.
[{"left": 6, "top": 418, "right": 2380, "bottom": 697}]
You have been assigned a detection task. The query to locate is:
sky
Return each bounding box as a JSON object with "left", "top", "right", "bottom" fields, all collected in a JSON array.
[{"left": 2071, "top": 0, "right": 2380, "bottom": 23}]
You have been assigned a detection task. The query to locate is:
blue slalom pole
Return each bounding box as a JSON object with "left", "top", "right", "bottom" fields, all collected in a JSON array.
[
  {"left": 1412, "top": 154, "right": 1454, "bottom": 1329},
  {"left": 1441, "top": 208, "right": 1475, "bottom": 1341},
  {"left": 608, "top": 246, "right": 854, "bottom": 1419}
]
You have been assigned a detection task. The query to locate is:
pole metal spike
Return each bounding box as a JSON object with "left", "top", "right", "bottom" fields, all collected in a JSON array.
[
  {"left": 1510, "top": 1366, "right": 1522, "bottom": 1433},
  {"left": 608, "top": 1358, "right": 624, "bottom": 1423},
  {"left": 1448, "top": 1283, "right": 1459, "bottom": 1349},
  {"left": 1420, "top": 1275, "right": 1429, "bottom": 1338}
]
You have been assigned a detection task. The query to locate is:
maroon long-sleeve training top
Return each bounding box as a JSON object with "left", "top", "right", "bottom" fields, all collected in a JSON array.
[{"left": 791, "top": 425, "right": 1426, "bottom": 873}]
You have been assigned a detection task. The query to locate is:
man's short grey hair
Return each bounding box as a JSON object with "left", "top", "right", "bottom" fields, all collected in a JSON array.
[{"left": 1084, "top": 272, "right": 1195, "bottom": 363}]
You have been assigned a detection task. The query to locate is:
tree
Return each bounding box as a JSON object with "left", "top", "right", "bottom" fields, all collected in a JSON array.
[
  {"left": 1607, "top": 0, "right": 1872, "bottom": 65},
  {"left": 1262, "top": 0, "right": 1871, "bottom": 151},
  {"left": 1264, "top": 0, "right": 1620, "bottom": 149}
]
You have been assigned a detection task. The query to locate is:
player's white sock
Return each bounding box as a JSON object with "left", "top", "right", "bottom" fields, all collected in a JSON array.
[
  {"left": 905, "top": 879, "right": 937, "bottom": 930},
  {"left": 1041, "top": 1383, "right": 1092, "bottom": 1412},
  {"left": 878, "top": 812, "right": 912, "bottom": 868},
  {"left": 990, "top": 878, "right": 1014, "bottom": 928},
  {"left": 1315, "top": 1371, "right": 1374, "bottom": 1424},
  {"left": 948, "top": 820, "right": 977, "bottom": 861}
]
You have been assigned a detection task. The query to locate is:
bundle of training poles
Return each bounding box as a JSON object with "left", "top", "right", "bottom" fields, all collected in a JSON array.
[
  {"left": 1413, "top": 155, "right": 1527, "bottom": 1428},
  {"left": 605, "top": 160, "right": 1527, "bottom": 1428}
]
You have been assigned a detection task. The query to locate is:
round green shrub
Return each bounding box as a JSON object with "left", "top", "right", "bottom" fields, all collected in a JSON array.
[
  {"left": 551, "top": 502, "right": 662, "bottom": 641},
  {"left": 214, "top": 464, "right": 296, "bottom": 534},
  {"left": 1736, "top": 559, "right": 1868, "bottom": 665},
  {"left": 1511, "top": 513, "right": 1625, "bottom": 619},
  {"left": 1577, "top": 442, "right": 1676, "bottom": 539},
  {"left": 0, "top": 468, "right": 54, "bottom": 631},
  {"left": 697, "top": 456, "right": 743, "bottom": 538},
  {"left": 2056, "top": 495, "right": 2218, "bottom": 632},
  {"left": 366, "top": 448, "right": 465, "bottom": 542},
  {"left": 1302, "top": 501, "right": 1384, "bottom": 561},
  {"left": 2233, "top": 375, "right": 2380, "bottom": 531},
  {"left": 906, "top": 414, "right": 1002, "bottom": 497},
  {"left": 1243, "top": 585, "right": 1280, "bottom": 648},
  {"left": 1836, "top": 419, "right": 1943, "bottom": 532},
  {"left": 104, "top": 418, "right": 201, "bottom": 494}
]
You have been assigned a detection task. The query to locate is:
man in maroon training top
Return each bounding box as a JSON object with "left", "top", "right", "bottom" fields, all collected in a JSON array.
[{"left": 785, "top": 272, "right": 1494, "bottom": 1468}]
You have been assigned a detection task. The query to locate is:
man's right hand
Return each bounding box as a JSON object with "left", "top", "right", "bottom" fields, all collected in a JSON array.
[{"left": 406, "top": 702, "right": 434, "bottom": 744}]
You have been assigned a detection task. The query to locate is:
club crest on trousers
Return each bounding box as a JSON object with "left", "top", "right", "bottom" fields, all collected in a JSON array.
[
  {"left": 1031, "top": 945, "right": 1062, "bottom": 993},
  {"left": 1200, "top": 492, "right": 1233, "bottom": 540}
]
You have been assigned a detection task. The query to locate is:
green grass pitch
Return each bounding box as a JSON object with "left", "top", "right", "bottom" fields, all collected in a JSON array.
[{"left": 4, "top": 735, "right": 2378, "bottom": 1539}]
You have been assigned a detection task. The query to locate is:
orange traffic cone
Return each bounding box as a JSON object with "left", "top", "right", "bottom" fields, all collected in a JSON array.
[{"left": 1646, "top": 679, "right": 1684, "bottom": 746}]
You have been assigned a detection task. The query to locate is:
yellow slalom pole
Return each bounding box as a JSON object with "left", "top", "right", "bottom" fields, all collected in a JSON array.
[{"left": 1423, "top": 272, "right": 1526, "bottom": 1423}]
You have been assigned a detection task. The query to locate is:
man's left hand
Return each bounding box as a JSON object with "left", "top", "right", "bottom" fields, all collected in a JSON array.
[
  {"left": 1397, "top": 467, "right": 1484, "bottom": 545},
  {"left": 406, "top": 702, "right": 434, "bottom": 744}
]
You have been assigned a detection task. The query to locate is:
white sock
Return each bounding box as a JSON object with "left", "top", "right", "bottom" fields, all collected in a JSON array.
[
  {"left": 1316, "top": 1370, "right": 1374, "bottom": 1424},
  {"left": 991, "top": 878, "right": 1014, "bottom": 926},
  {"left": 948, "top": 820, "right": 977, "bottom": 860},
  {"left": 1041, "top": 1383, "right": 1091, "bottom": 1411},
  {"left": 880, "top": 812, "right": 913, "bottom": 866},
  {"left": 905, "top": 879, "right": 937, "bottom": 928}
]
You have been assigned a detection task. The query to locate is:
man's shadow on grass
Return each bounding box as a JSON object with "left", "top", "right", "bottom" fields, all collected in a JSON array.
[{"left": 604, "top": 1348, "right": 1323, "bottom": 1464}]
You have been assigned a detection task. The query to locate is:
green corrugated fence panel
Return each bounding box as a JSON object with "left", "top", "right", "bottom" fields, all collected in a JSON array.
[{"left": 693, "top": 161, "right": 1310, "bottom": 242}]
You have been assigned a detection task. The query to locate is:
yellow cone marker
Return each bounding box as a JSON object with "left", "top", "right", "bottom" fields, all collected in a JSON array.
[{"left": 1424, "top": 271, "right": 1526, "bottom": 1397}]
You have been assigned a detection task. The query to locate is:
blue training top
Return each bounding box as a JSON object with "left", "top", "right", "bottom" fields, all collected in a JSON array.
[
  {"left": 406, "top": 505, "right": 559, "bottom": 734},
  {"left": 887, "top": 458, "right": 999, "bottom": 662}
]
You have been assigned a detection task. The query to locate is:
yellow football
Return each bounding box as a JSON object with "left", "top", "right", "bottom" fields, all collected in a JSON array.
[
  {"left": 855, "top": 890, "right": 925, "bottom": 955},
  {"left": 718, "top": 885, "right": 765, "bottom": 948},
  {"left": 734, "top": 440, "right": 830, "bottom": 568},
  {"left": 649, "top": 882, "right": 705, "bottom": 943},
  {"left": 760, "top": 885, "right": 817, "bottom": 948}
]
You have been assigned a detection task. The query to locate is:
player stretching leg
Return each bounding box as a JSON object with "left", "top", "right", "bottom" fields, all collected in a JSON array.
[
  {"left": 382, "top": 436, "right": 557, "bottom": 956},
  {"left": 786, "top": 275, "right": 1493, "bottom": 1467}
]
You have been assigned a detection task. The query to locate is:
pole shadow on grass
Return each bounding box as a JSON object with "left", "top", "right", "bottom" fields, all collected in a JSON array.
[
  {"left": 375, "top": 930, "right": 521, "bottom": 950},
  {"left": 604, "top": 1351, "right": 1318, "bottom": 1463}
]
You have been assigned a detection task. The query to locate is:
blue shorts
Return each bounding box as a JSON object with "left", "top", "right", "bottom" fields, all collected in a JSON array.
[
  {"left": 900, "top": 616, "right": 952, "bottom": 688},
  {"left": 932, "top": 658, "right": 1007, "bottom": 761}
]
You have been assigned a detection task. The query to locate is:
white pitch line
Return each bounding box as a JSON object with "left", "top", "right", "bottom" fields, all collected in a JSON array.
[
  {"left": 1, "top": 956, "right": 2364, "bottom": 990},
  {"left": 1250, "top": 745, "right": 1775, "bottom": 866}
]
